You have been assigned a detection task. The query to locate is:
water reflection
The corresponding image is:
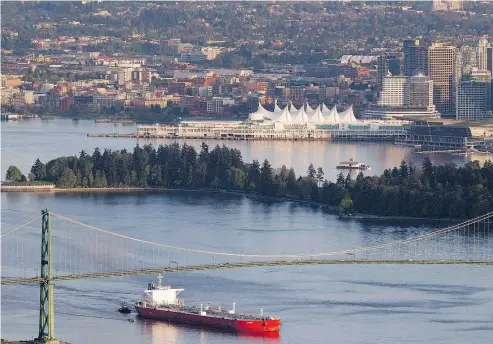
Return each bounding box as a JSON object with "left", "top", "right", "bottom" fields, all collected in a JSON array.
[
  {"left": 5, "top": 118, "right": 491, "bottom": 182},
  {"left": 141, "top": 319, "right": 179, "bottom": 344},
  {"left": 139, "top": 318, "right": 280, "bottom": 344}
]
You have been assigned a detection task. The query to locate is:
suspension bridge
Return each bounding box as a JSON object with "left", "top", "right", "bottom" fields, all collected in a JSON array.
[{"left": 1, "top": 210, "right": 492, "bottom": 342}]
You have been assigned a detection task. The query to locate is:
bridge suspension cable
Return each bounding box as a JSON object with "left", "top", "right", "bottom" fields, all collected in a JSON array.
[
  {"left": 0, "top": 214, "right": 44, "bottom": 238},
  {"left": 51, "top": 211, "right": 492, "bottom": 259}
]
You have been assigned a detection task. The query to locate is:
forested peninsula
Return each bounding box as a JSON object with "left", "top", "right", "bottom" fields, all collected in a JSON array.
[{"left": 10, "top": 143, "right": 493, "bottom": 219}]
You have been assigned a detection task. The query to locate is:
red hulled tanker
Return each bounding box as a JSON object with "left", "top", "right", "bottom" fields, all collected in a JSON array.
[{"left": 134, "top": 274, "right": 281, "bottom": 334}]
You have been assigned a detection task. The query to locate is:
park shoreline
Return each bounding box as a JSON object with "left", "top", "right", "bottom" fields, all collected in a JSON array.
[{"left": 1, "top": 185, "right": 462, "bottom": 223}]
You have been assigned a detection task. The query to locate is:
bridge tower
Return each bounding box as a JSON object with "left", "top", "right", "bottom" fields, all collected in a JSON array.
[{"left": 38, "top": 209, "right": 55, "bottom": 341}]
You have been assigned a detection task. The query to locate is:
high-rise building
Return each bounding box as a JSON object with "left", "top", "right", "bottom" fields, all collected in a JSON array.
[
  {"left": 428, "top": 43, "right": 460, "bottom": 116},
  {"left": 403, "top": 39, "right": 429, "bottom": 76},
  {"left": 376, "top": 54, "right": 401, "bottom": 91},
  {"left": 456, "top": 69, "right": 493, "bottom": 121},
  {"left": 432, "top": 0, "right": 463, "bottom": 11},
  {"left": 460, "top": 45, "right": 477, "bottom": 75},
  {"left": 409, "top": 70, "right": 434, "bottom": 108},
  {"left": 477, "top": 37, "right": 491, "bottom": 72},
  {"left": 378, "top": 72, "right": 434, "bottom": 108},
  {"left": 366, "top": 71, "right": 437, "bottom": 118},
  {"left": 487, "top": 47, "right": 493, "bottom": 76},
  {"left": 378, "top": 76, "right": 409, "bottom": 106}
]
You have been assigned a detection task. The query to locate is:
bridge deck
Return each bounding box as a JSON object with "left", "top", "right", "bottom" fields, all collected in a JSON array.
[{"left": 2, "top": 259, "right": 492, "bottom": 286}]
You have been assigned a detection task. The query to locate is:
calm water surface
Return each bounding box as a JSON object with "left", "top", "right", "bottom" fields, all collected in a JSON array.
[
  {"left": 2, "top": 118, "right": 491, "bottom": 181},
  {"left": 1, "top": 192, "right": 492, "bottom": 344},
  {"left": 1, "top": 119, "right": 492, "bottom": 344}
]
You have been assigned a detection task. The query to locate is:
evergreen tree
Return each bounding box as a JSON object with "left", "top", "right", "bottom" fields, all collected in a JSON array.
[
  {"left": 316, "top": 167, "right": 324, "bottom": 187},
  {"left": 31, "top": 158, "right": 46, "bottom": 180},
  {"left": 286, "top": 168, "right": 298, "bottom": 195},
  {"left": 307, "top": 163, "right": 316, "bottom": 181},
  {"left": 259, "top": 159, "right": 274, "bottom": 195}
]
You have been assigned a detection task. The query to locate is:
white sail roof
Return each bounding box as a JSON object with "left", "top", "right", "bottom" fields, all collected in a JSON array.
[
  {"left": 273, "top": 100, "right": 283, "bottom": 114},
  {"left": 247, "top": 100, "right": 358, "bottom": 125},
  {"left": 258, "top": 102, "right": 270, "bottom": 114},
  {"left": 293, "top": 106, "right": 309, "bottom": 123},
  {"left": 310, "top": 105, "right": 325, "bottom": 124},
  {"left": 321, "top": 103, "right": 332, "bottom": 115},
  {"left": 249, "top": 112, "right": 267, "bottom": 121},
  {"left": 276, "top": 105, "right": 293, "bottom": 123},
  {"left": 248, "top": 101, "right": 272, "bottom": 121},
  {"left": 325, "top": 106, "right": 340, "bottom": 124},
  {"left": 338, "top": 106, "right": 358, "bottom": 123},
  {"left": 305, "top": 103, "right": 317, "bottom": 117},
  {"left": 289, "top": 102, "right": 299, "bottom": 118}
]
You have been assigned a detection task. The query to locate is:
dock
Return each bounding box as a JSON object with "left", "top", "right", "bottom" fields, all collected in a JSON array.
[
  {"left": 87, "top": 133, "right": 136, "bottom": 138},
  {"left": 95, "top": 118, "right": 134, "bottom": 124}
]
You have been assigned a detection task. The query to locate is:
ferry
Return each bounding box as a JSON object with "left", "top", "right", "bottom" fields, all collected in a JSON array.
[
  {"left": 134, "top": 274, "right": 281, "bottom": 334},
  {"left": 336, "top": 158, "right": 371, "bottom": 170}
]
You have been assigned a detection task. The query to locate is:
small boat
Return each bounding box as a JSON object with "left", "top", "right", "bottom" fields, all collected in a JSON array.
[
  {"left": 119, "top": 302, "right": 131, "bottom": 314},
  {"left": 127, "top": 318, "right": 134, "bottom": 322},
  {"left": 336, "top": 158, "right": 370, "bottom": 170}
]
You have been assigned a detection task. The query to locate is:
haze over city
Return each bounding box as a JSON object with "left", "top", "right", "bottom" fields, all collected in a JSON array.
[{"left": 1, "top": 1, "right": 492, "bottom": 344}]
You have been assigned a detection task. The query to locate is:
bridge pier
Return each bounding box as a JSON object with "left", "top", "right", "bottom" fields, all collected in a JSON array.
[{"left": 38, "top": 209, "right": 55, "bottom": 342}]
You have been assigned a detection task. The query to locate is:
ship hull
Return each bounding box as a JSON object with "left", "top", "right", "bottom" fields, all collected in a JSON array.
[
  {"left": 336, "top": 166, "right": 369, "bottom": 170},
  {"left": 135, "top": 305, "right": 281, "bottom": 333}
]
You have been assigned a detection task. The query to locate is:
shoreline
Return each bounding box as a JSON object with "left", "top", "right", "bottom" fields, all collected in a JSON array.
[{"left": 1, "top": 186, "right": 463, "bottom": 223}]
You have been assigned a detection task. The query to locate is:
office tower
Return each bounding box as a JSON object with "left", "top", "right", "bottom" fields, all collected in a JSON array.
[
  {"left": 403, "top": 39, "right": 429, "bottom": 76},
  {"left": 460, "top": 45, "right": 477, "bottom": 75},
  {"left": 367, "top": 71, "right": 437, "bottom": 118},
  {"left": 487, "top": 47, "right": 493, "bottom": 76},
  {"left": 477, "top": 37, "right": 490, "bottom": 72},
  {"left": 433, "top": 0, "right": 463, "bottom": 11},
  {"left": 428, "top": 43, "right": 460, "bottom": 116},
  {"left": 378, "top": 76, "right": 409, "bottom": 106},
  {"left": 456, "top": 69, "right": 492, "bottom": 121},
  {"left": 409, "top": 70, "right": 434, "bottom": 107},
  {"left": 378, "top": 72, "right": 434, "bottom": 107},
  {"left": 376, "top": 54, "right": 401, "bottom": 91}
]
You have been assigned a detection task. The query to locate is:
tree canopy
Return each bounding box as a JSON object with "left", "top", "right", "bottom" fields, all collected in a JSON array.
[
  {"left": 29, "top": 147, "right": 493, "bottom": 219},
  {"left": 5, "top": 166, "right": 23, "bottom": 182}
]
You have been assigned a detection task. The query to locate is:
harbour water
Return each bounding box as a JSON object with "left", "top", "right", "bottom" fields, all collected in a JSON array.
[
  {"left": 1, "top": 118, "right": 491, "bottom": 182},
  {"left": 1, "top": 119, "right": 492, "bottom": 344},
  {"left": 1, "top": 191, "right": 493, "bottom": 344}
]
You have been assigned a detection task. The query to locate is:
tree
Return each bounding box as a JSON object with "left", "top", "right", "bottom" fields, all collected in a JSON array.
[
  {"left": 5, "top": 165, "right": 22, "bottom": 182},
  {"left": 247, "top": 160, "right": 261, "bottom": 189},
  {"left": 316, "top": 167, "right": 324, "bottom": 187},
  {"left": 286, "top": 168, "right": 298, "bottom": 195},
  {"left": 422, "top": 157, "right": 434, "bottom": 185},
  {"left": 259, "top": 159, "right": 274, "bottom": 195},
  {"left": 336, "top": 172, "right": 345, "bottom": 186},
  {"left": 338, "top": 195, "right": 353, "bottom": 215},
  {"left": 307, "top": 163, "right": 316, "bottom": 181},
  {"left": 57, "top": 168, "right": 77, "bottom": 188},
  {"left": 31, "top": 158, "right": 46, "bottom": 180},
  {"left": 400, "top": 160, "right": 409, "bottom": 179}
]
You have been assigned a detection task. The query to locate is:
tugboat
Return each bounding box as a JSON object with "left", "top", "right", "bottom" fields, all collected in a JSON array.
[
  {"left": 119, "top": 301, "right": 132, "bottom": 314},
  {"left": 336, "top": 158, "right": 371, "bottom": 170},
  {"left": 134, "top": 274, "right": 281, "bottom": 334}
]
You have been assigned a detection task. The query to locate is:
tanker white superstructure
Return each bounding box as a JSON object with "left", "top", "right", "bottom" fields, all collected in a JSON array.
[{"left": 137, "top": 101, "right": 409, "bottom": 141}]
